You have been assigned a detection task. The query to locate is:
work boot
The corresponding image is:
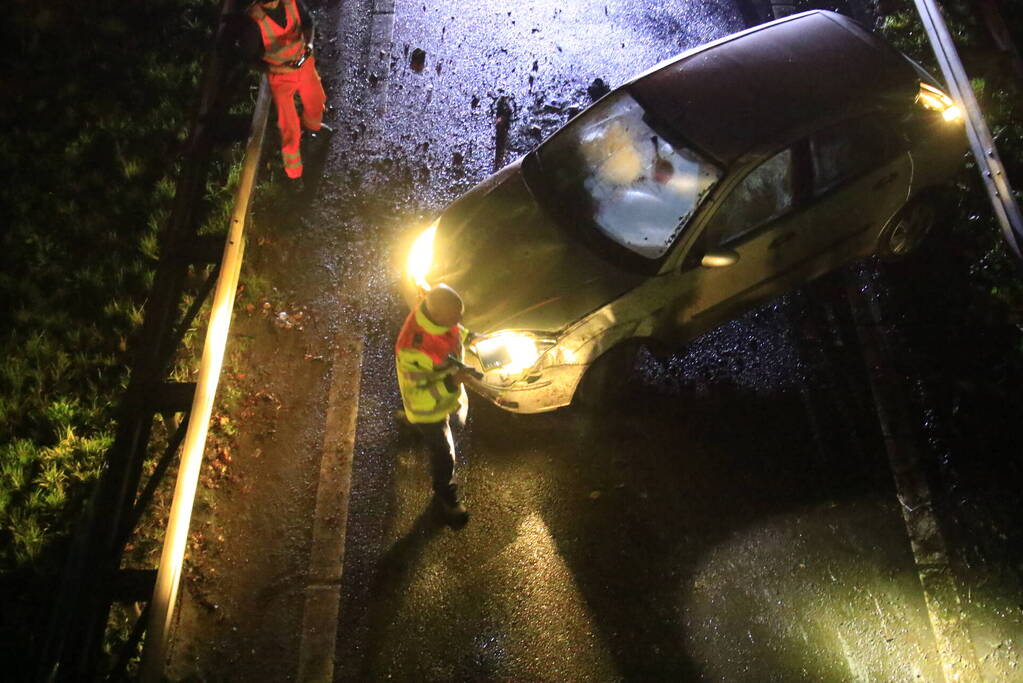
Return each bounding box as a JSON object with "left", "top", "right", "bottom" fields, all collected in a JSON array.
[
  {"left": 435, "top": 490, "right": 469, "bottom": 529},
  {"left": 306, "top": 122, "right": 334, "bottom": 140}
]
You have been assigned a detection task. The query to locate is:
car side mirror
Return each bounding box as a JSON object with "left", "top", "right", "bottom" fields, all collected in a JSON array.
[{"left": 700, "top": 249, "right": 739, "bottom": 268}]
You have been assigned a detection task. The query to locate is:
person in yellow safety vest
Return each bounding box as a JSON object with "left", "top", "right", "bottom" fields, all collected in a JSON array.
[{"left": 394, "top": 284, "right": 478, "bottom": 527}]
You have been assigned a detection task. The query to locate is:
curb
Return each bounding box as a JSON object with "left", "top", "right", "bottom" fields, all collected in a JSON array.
[
  {"left": 845, "top": 268, "right": 982, "bottom": 683},
  {"left": 296, "top": 338, "right": 364, "bottom": 682}
]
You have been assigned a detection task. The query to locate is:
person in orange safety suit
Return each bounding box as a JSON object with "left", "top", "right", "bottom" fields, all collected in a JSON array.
[
  {"left": 395, "top": 285, "right": 480, "bottom": 527},
  {"left": 241, "top": 0, "right": 331, "bottom": 183}
]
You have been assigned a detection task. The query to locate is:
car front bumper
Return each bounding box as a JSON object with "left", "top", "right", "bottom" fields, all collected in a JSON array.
[{"left": 463, "top": 360, "right": 586, "bottom": 414}]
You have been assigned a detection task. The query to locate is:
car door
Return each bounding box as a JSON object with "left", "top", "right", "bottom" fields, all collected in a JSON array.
[
  {"left": 652, "top": 115, "right": 911, "bottom": 344},
  {"left": 794, "top": 114, "right": 912, "bottom": 270},
  {"left": 659, "top": 146, "right": 806, "bottom": 340}
]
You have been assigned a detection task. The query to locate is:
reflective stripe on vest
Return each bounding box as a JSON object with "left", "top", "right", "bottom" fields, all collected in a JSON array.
[
  {"left": 394, "top": 305, "right": 470, "bottom": 424},
  {"left": 248, "top": 0, "right": 305, "bottom": 72},
  {"left": 395, "top": 346, "right": 460, "bottom": 422}
]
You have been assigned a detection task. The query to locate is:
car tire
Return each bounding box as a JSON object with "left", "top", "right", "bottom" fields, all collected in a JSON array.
[
  {"left": 877, "top": 198, "right": 937, "bottom": 261},
  {"left": 573, "top": 341, "right": 641, "bottom": 410}
]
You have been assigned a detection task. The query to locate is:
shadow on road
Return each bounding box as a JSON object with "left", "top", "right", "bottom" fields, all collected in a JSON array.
[
  {"left": 464, "top": 377, "right": 915, "bottom": 680},
  {"left": 357, "top": 504, "right": 445, "bottom": 679}
]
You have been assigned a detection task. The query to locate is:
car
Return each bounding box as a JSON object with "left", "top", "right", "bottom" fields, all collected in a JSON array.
[{"left": 402, "top": 10, "right": 967, "bottom": 413}]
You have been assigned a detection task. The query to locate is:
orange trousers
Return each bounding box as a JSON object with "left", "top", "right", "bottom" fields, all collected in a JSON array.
[{"left": 267, "top": 57, "right": 326, "bottom": 179}]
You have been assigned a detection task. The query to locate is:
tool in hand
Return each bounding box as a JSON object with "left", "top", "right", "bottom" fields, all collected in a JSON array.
[{"left": 445, "top": 354, "right": 484, "bottom": 381}]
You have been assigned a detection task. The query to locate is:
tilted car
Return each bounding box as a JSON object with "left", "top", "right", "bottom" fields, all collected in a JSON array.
[{"left": 402, "top": 10, "right": 966, "bottom": 413}]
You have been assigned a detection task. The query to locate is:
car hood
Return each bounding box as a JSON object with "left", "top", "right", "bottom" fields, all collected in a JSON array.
[{"left": 430, "top": 160, "right": 644, "bottom": 334}]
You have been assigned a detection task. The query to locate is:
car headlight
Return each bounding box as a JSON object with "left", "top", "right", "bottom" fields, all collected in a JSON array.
[
  {"left": 406, "top": 220, "right": 438, "bottom": 290},
  {"left": 916, "top": 82, "right": 962, "bottom": 123},
  {"left": 471, "top": 331, "right": 559, "bottom": 383}
]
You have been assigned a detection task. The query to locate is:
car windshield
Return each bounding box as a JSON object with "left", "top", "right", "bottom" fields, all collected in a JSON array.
[{"left": 532, "top": 91, "right": 721, "bottom": 260}]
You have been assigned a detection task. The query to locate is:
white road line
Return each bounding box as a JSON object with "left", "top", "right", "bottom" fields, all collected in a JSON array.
[
  {"left": 297, "top": 338, "right": 363, "bottom": 682},
  {"left": 845, "top": 269, "right": 981, "bottom": 683}
]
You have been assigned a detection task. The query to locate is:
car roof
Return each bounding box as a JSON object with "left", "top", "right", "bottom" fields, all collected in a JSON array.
[{"left": 629, "top": 11, "right": 920, "bottom": 167}]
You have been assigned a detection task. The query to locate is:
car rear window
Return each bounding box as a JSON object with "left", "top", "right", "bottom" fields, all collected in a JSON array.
[{"left": 811, "top": 116, "right": 898, "bottom": 194}]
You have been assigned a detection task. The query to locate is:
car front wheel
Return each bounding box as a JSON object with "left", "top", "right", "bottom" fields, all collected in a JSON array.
[
  {"left": 573, "top": 341, "right": 641, "bottom": 410},
  {"left": 878, "top": 198, "right": 937, "bottom": 261}
]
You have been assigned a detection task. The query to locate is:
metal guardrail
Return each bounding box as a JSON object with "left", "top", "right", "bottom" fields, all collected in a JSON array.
[
  {"left": 913, "top": 0, "right": 1023, "bottom": 264},
  {"left": 139, "top": 75, "right": 270, "bottom": 681},
  {"left": 36, "top": 0, "right": 269, "bottom": 678}
]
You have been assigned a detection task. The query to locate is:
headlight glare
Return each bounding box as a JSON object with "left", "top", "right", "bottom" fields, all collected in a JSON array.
[
  {"left": 916, "top": 82, "right": 961, "bottom": 123},
  {"left": 941, "top": 105, "right": 962, "bottom": 122},
  {"left": 472, "top": 331, "right": 557, "bottom": 376},
  {"left": 407, "top": 221, "right": 437, "bottom": 290}
]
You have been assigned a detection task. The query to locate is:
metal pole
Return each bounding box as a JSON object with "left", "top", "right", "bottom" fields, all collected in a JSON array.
[
  {"left": 913, "top": 0, "right": 1023, "bottom": 262},
  {"left": 139, "top": 76, "right": 271, "bottom": 681}
]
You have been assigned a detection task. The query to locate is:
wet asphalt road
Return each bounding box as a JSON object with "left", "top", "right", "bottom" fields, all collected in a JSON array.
[
  {"left": 309, "top": 1, "right": 947, "bottom": 680},
  {"left": 164, "top": 1, "right": 1023, "bottom": 680}
]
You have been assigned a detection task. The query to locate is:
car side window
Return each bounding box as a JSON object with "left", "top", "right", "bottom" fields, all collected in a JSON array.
[
  {"left": 706, "top": 148, "right": 794, "bottom": 246},
  {"left": 810, "top": 117, "right": 896, "bottom": 195}
]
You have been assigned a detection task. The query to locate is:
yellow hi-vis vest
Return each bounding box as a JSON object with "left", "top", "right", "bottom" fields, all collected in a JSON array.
[{"left": 395, "top": 304, "right": 471, "bottom": 424}]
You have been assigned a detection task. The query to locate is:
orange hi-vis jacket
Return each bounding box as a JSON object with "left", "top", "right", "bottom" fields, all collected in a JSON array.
[
  {"left": 395, "top": 304, "right": 471, "bottom": 424},
  {"left": 247, "top": 0, "right": 306, "bottom": 74}
]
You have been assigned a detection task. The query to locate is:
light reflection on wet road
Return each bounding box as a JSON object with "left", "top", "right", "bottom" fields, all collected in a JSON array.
[
  {"left": 315, "top": 1, "right": 950, "bottom": 680},
  {"left": 160, "top": 0, "right": 1023, "bottom": 679}
]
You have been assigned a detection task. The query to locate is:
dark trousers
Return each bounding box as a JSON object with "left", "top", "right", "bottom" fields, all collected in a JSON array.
[{"left": 416, "top": 416, "right": 457, "bottom": 502}]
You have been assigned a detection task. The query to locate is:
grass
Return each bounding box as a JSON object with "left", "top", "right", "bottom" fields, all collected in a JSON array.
[
  {"left": 1, "top": 0, "right": 231, "bottom": 570},
  {"left": 1, "top": 0, "right": 264, "bottom": 675}
]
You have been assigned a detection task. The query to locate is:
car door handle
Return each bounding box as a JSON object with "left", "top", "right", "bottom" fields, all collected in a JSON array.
[
  {"left": 768, "top": 232, "right": 796, "bottom": 250},
  {"left": 873, "top": 172, "right": 899, "bottom": 190}
]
